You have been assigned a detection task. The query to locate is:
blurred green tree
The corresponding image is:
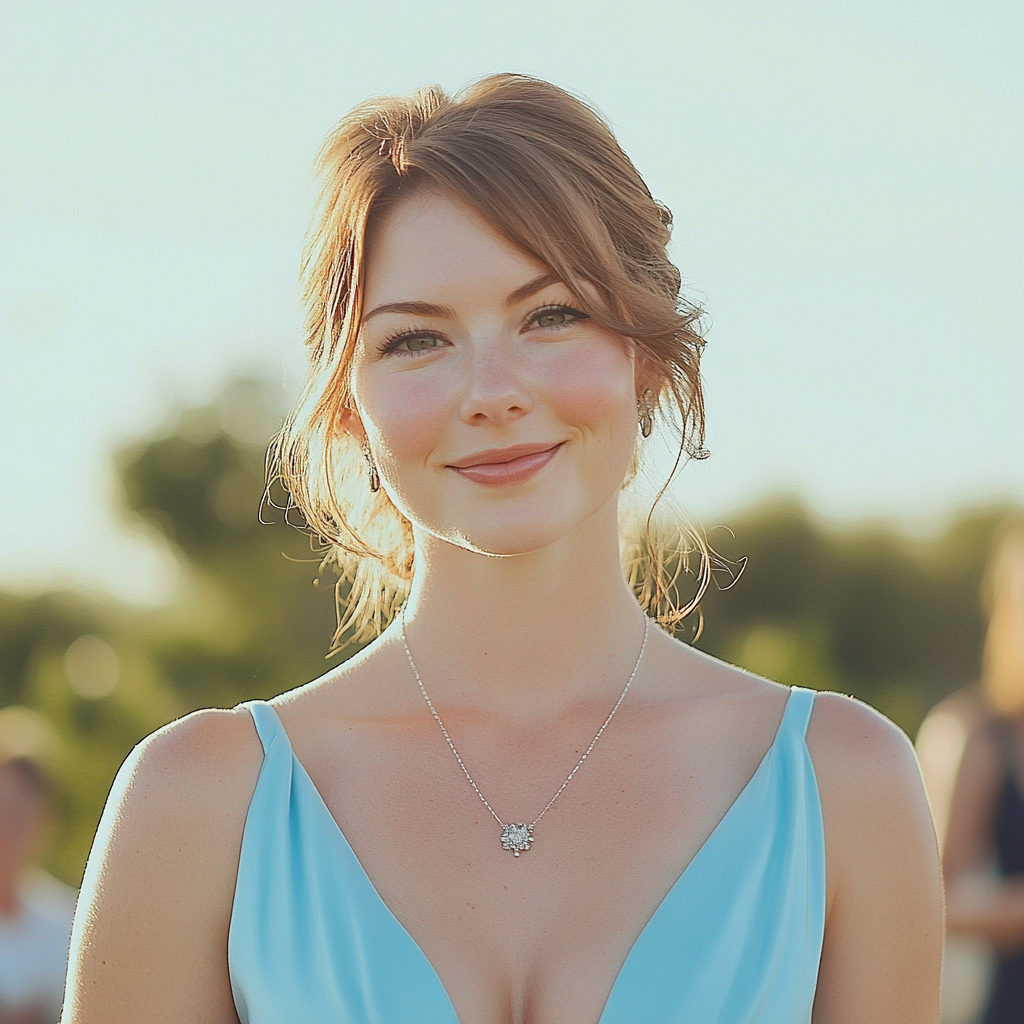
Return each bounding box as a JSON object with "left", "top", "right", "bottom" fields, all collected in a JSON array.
[
  {"left": 0, "top": 590, "right": 180, "bottom": 881},
  {"left": 115, "top": 378, "right": 341, "bottom": 711},
  {"left": 693, "top": 497, "right": 1011, "bottom": 731},
  {"left": 0, "top": 379, "right": 340, "bottom": 884}
]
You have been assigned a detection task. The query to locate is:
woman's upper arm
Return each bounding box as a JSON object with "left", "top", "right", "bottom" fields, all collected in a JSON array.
[
  {"left": 62, "top": 708, "right": 263, "bottom": 1024},
  {"left": 808, "top": 693, "right": 943, "bottom": 1024}
]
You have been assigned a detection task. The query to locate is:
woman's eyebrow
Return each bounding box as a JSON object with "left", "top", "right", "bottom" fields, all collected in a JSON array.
[
  {"left": 505, "top": 273, "right": 560, "bottom": 308},
  {"left": 361, "top": 274, "right": 561, "bottom": 324},
  {"left": 361, "top": 300, "right": 456, "bottom": 324}
]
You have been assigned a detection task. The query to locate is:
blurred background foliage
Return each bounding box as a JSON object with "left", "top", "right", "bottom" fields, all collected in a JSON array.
[{"left": 0, "top": 376, "right": 1017, "bottom": 887}]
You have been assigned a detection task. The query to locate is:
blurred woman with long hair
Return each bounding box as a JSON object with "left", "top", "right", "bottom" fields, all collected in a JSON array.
[
  {"left": 63, "top": 74, "right": 941, "bottom": 1023},
  {"left": 943, "top": 521, "right": 1024, "bottom": 1023}
]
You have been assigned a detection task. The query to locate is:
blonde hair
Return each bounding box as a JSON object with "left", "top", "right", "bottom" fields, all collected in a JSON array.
[
  {"left": 982, "top": 520, "right": 1024, "bottom": 716},
  {"left": 271, "top": 74, "right": 709, "bottom": 649}
]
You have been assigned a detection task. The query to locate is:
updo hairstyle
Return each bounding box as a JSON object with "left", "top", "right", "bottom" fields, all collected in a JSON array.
[{"left": 271, "top": 73, "right": 709, "bottom": 647}]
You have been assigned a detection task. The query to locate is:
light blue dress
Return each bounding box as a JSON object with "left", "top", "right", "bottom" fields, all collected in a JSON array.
[{"left": 229, "top": 686, "right": 825, "bottom": 1023}]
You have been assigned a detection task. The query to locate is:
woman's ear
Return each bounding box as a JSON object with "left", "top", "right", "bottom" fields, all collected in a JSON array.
[
  {"left": 631, "top": 345, "right": 665, "bottom": 402},
  {"left": 634, "top": 365, "right": 666, "bottom": 407},
  {"left": 336, "top": 407, "right": 367, "bottom": 444}
]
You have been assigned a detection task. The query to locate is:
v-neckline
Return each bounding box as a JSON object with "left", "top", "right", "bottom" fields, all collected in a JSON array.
[{"left": 262, "top": 687, "right": 798, "bottom": 1023}]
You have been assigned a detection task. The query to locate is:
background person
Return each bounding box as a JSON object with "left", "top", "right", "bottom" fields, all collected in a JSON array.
[
  {"left": 0, "top": 753, "right": 75, "bottom": 1024},
  {"left": 941, "top": 521, "right": 1024, "bottom": 1023}
]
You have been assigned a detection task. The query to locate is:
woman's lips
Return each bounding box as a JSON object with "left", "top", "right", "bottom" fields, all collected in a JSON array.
[{"left": 449, "top": 443, "right": 563, "bottom": 486}]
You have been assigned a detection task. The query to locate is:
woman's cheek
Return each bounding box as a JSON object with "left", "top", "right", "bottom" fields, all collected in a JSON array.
[
  {"left": 362, "top": 369, "right": 454, "bottom": 456},
  {"left": 537, "top": 341, "right": 636, "bottom": 436}
]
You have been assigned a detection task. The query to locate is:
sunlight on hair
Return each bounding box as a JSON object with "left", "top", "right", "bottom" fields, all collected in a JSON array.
[{"left": 982, "top": 523, "right": 1024, "bottom": 716}]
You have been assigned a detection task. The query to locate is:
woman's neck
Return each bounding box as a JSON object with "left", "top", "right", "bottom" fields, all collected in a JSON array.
[{"left": 401, "top": 498, "right": 647, "bottom": 716}]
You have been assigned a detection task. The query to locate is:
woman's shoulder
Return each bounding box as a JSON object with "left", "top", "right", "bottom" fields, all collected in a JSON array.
[
  {"left": 667, "top": 637, "right": 928, "bottom": 831},
  {"left": 807, "top": 690, "right": 916, "bottom": 764},
  {"left": 805, "top": 690, "right": 924, "bottom": 811},
  {"left": 673, "top": 635, "right": 915, "bottom": 760},
  {"left": 132, "top": 704, "right": 262, "bottom": 777},
  {"left": 111, "top": 705, "right": 265, "bottom": 844},
  {"left": 68, "top": 708, "right": 265, "bottom": 1019},
  {"left": 802, "top": 691, "right": 939, "bottom": 927}
]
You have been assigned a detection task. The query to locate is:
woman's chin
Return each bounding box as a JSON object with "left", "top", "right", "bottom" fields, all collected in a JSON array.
[
  {"left": 432, "top": 509, "right": 601, "bottom": 559},
  {"left": 440, "top": 529, "right": 561, "bottom": 558},
  {"left": 466, "top": 537, "right": 560, "bottom": 558}
]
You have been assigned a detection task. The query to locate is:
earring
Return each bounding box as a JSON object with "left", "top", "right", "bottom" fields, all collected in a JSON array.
[
  {"left": 638, "top": 389, "right": 654, "bottom": 438},
  {"left": 361, "top": 440, "right": 380, "bottom": 493}
]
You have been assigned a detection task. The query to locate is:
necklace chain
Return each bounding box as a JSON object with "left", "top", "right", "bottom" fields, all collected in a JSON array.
[{"left": 400, "top": 613, "right": 650, "bottom": 840}]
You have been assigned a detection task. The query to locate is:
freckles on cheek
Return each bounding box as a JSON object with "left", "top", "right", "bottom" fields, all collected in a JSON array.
[
  {"left": 364, "top": 374, "right": 450, "bottom": 452},
  {"left": 538, "top": 345, "right": 635, "bottom": 431}
]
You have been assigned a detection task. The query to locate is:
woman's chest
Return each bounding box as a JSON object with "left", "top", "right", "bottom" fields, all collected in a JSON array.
[{"left": 293, "top": 709, "right": 772, "bottom": 1024}]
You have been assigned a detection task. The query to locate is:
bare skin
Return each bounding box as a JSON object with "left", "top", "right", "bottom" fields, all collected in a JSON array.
[{"left": 63, "top": 191, "right": 942, "bottom": 1024}]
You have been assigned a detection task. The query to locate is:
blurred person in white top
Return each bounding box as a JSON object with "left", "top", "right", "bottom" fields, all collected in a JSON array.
[{"left": 0, "top": 755, "right": 75, "bottom": 1024}]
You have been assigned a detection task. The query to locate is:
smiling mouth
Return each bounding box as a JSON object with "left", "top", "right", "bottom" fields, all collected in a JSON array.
[{"left": 448, "top": 443, "right": 563, "bottom": 485}]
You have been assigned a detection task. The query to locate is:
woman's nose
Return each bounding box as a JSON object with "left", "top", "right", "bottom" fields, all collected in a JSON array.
[{"left": 458, "top": 337, "right": 533, "bottom": 426}]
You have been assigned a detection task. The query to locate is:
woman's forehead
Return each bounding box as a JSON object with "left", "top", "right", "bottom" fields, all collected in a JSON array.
[{"left": 362, "top": 190, "right": 555, "bottom": 312}]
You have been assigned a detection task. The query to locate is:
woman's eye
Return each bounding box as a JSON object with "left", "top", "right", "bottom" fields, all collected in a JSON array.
[
  {"left": 380, "top": 332, "right": 446, "bottom": 356},
  {"left": 531, "top": 306, "right": 588, "bottom": 330},
  {"left": 401, "top": 334, "right": 443, "bottom": 352}
]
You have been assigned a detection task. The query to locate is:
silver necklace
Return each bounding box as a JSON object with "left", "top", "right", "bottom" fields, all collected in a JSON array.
[{"left": 400, "top": 613, "right": 650, "bottom": 858}]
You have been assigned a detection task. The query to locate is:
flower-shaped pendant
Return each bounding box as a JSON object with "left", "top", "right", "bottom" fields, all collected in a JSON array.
[{"left": 500, "top": 823, "right": 533, "bottom": 857}]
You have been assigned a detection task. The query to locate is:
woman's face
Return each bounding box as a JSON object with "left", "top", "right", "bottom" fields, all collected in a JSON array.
[{"left": 349, "top": 189, "right": 641, "bottom": 557}]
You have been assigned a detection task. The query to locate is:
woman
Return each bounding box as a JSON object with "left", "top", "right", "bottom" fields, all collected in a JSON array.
[
  {"left": 63, "top": 75, "right": 941, "bottom": 1023},
  {"left": 943, "top": 521, "right": 1024, "bottom": 1023},
  {"left": 0, "top": 752, "right": 74, "bottom": 1024}
]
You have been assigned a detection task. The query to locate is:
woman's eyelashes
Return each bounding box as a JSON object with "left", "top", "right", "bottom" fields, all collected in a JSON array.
[
  {"left": 377, "top": 328, "right": 447, "bottom": 357},
  {"left": 528, "top": 304, "right": 589, "bottom": 331},
  {"left": 375, "top": 304, "right": 589, "bottom": 358}
]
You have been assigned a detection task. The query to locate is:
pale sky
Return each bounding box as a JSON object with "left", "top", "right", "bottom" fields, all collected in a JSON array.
[{"left": 1, "top": 0, "right": 1021, "bottom": 605}]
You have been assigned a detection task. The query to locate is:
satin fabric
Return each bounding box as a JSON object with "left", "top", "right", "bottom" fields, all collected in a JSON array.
[{"left": 229, "top": 686, "right": 825, "bottom": 1023}]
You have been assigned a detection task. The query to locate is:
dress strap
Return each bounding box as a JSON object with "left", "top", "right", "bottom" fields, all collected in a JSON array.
[
  {"left": 781, "top": 686, "right": 817, "bottom": 740},
  {"left": 239, "top": 699, "right": 287, "bottom": 757}
]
